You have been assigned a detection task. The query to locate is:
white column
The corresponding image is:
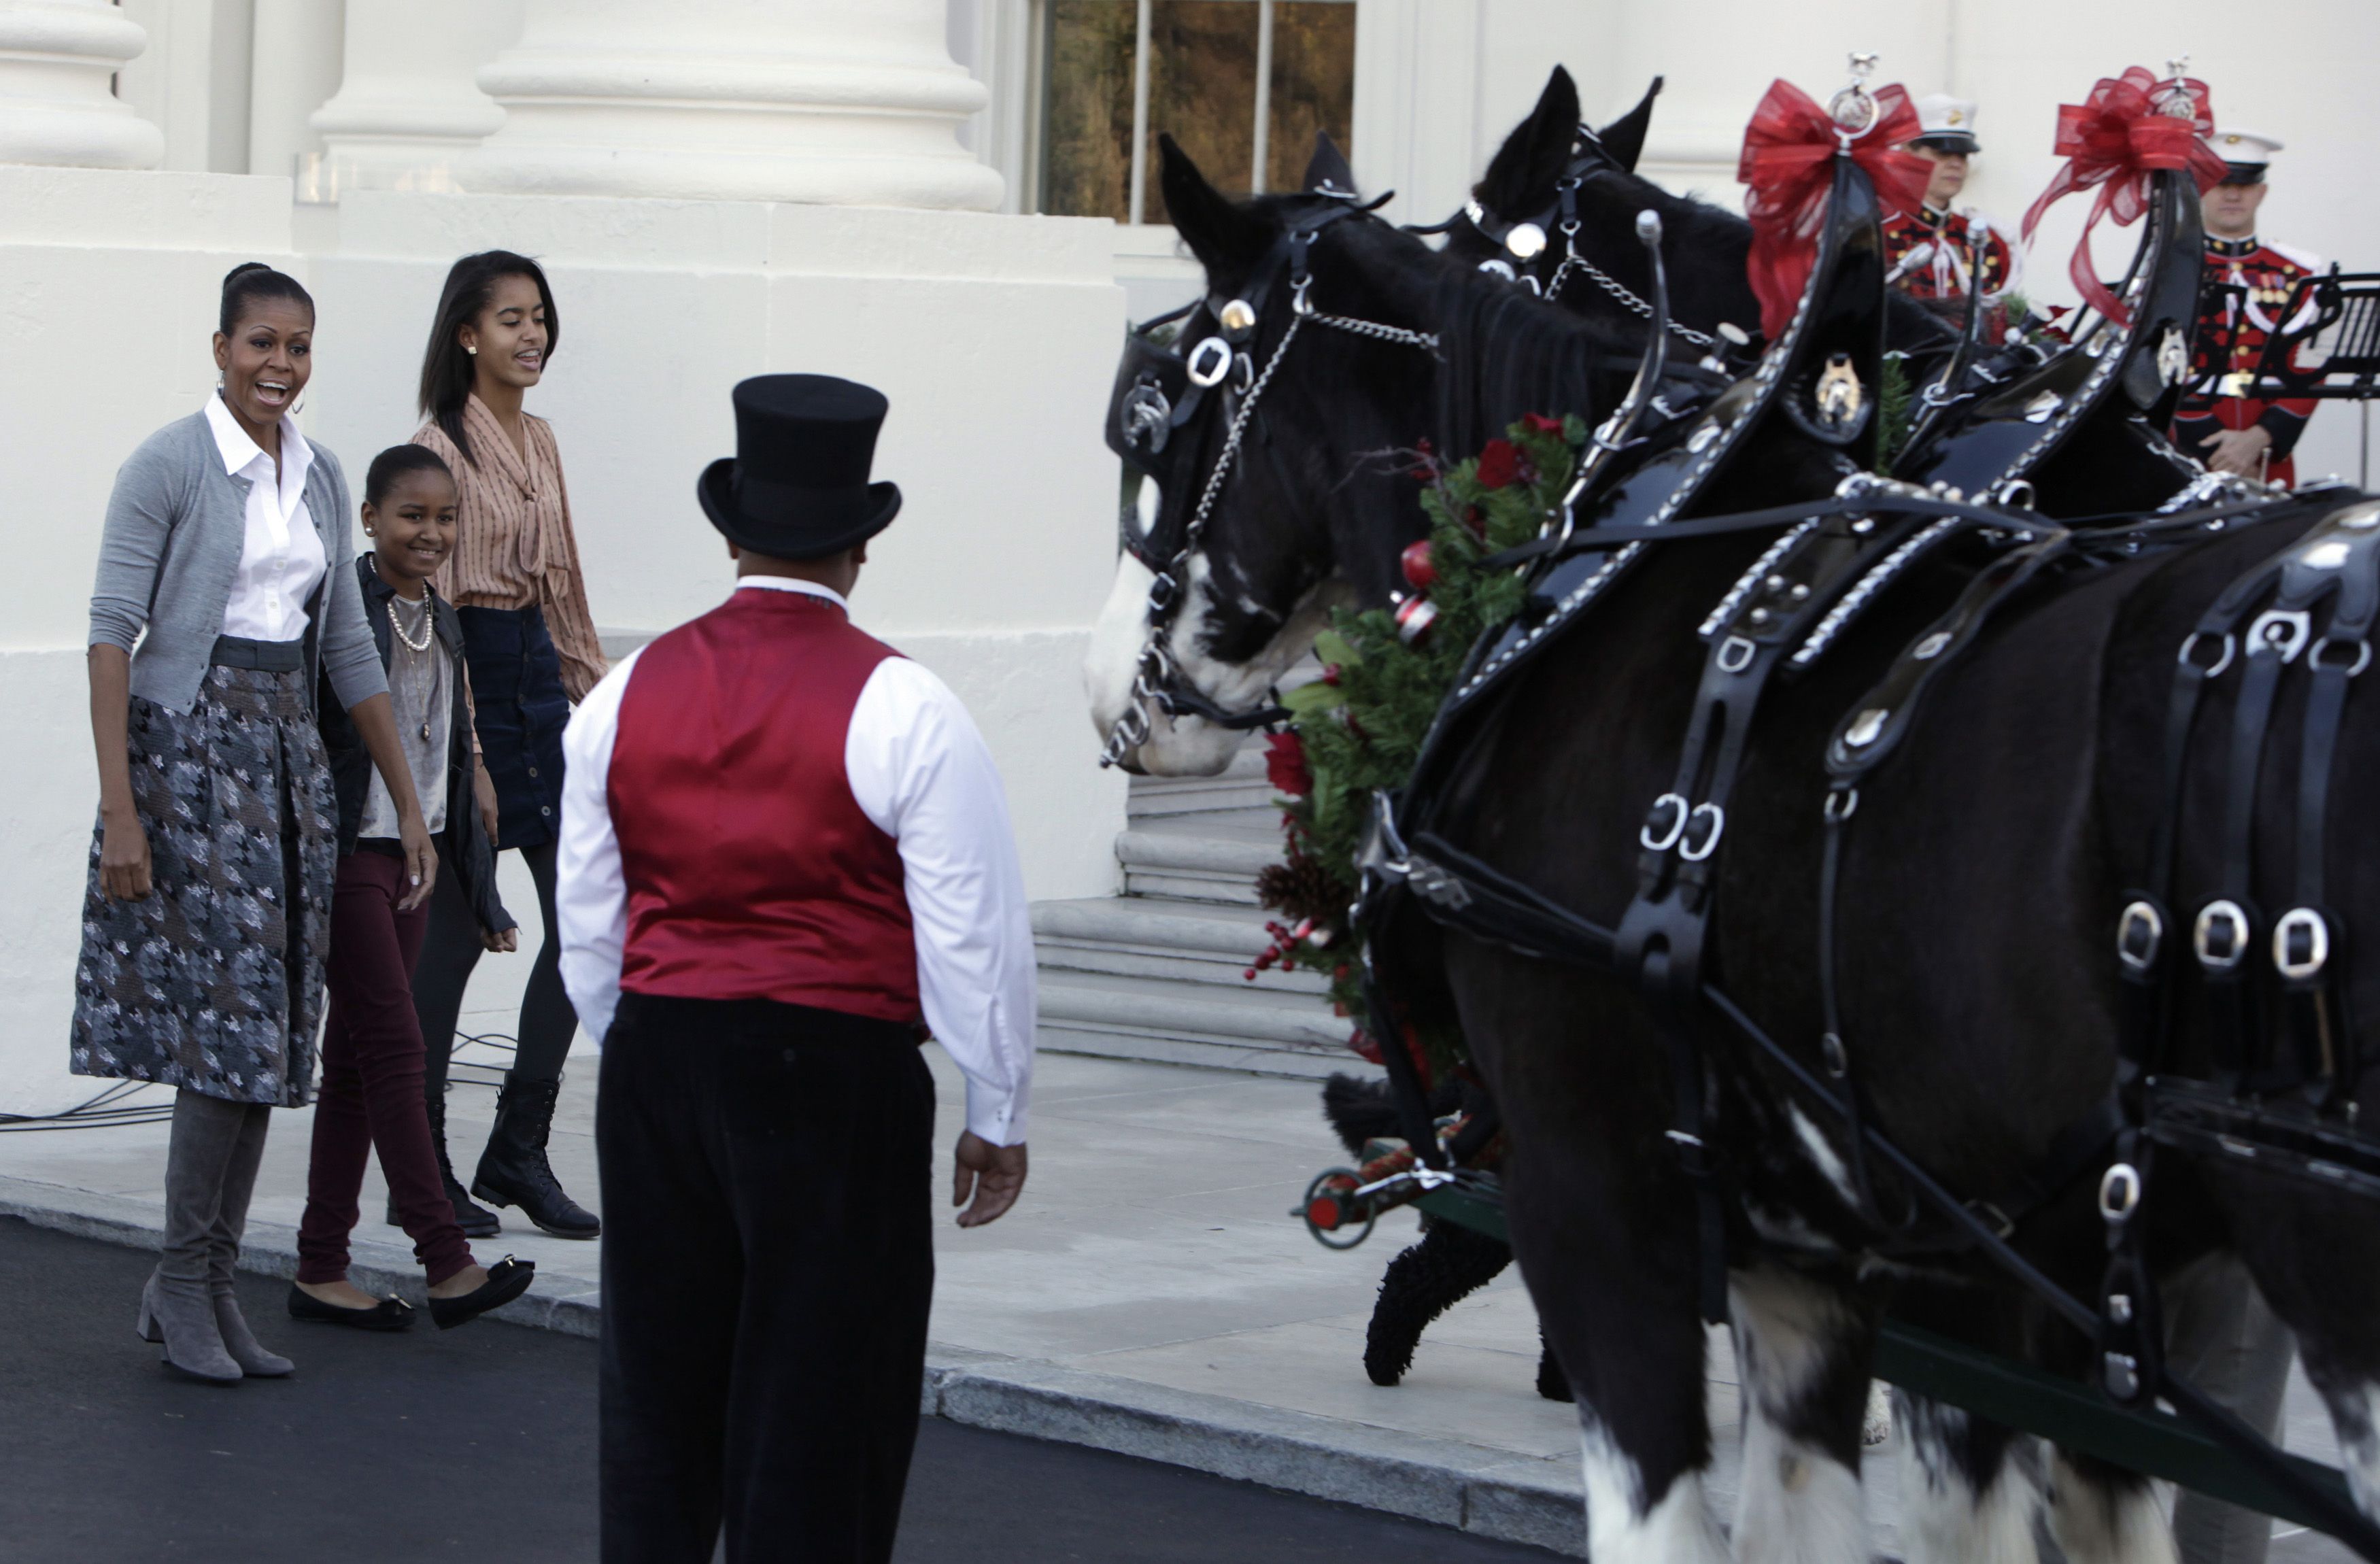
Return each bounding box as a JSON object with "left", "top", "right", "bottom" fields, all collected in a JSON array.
[
  {"left": 307, "top": 0, "right": 521, "bottom": 194},
  {"left": 0, "top": 0, "right": 163, "bottom": 168},
  {"left": 246, "top": 0, "right": 343, "bottom": 185},
  {"left": 466, "top": 0, "right": 1003, "bottom": 211}
]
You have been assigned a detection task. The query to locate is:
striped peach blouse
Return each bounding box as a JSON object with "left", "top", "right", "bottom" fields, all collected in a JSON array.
[{"left": 411, "top": 396, "right": 607, "bottom": 701}]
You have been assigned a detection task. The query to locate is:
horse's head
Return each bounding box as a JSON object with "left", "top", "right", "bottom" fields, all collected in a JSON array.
[
  {"left": 1087, "top": 137, "right": 1447, "bottom": 775},
  {"left": 1448, "top": 68, "right": 1956, "bottom": 371}
]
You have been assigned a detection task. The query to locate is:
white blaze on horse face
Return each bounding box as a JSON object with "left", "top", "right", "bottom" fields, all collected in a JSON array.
[
  {"left": 1086, "top": 550, "right": 1160, "bottom": 747},
  {"left": 1729, "top": 1266, "right": 1868, "bottom": 1564},
  {"left": 1787, "top": 1104, "right": 1860, "bottom": 1213},
  {"left": 1578, "top": 1417, "right": 1729, "bottom": 1564},
  {"left": 2045, "top": 1452, "right": 2177, "bottom": 1564},
  {"left": 1894, "top": 1393, "right": 2043, "bottom": 1564}
]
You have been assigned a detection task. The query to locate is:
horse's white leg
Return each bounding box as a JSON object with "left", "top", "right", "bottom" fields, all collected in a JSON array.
[
  {"left": 1727, "top": 1265, "right": 1870, "bottom": 1564},
  {"left": 1580, "top": 1414, "right": 1730, "bottom": 1564},
  {"left": 1893, "top": 1393, "right": 2045, "bottom": 1564},
  {"left": 2046, "top": 1454, "right": 2177, "bottom": 1564}
]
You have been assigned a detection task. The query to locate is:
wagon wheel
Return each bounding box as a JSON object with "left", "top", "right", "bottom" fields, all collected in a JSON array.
[{"left": 1296, "top": 1168, "right": 1378, "bottom": 1250}]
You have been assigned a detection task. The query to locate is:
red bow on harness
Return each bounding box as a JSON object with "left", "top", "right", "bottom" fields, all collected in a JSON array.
[
  {"left": 2020, "top": 67, "right": 2228, "bottom": 328},
  {"left": 1739, "top": 79, "right": 1931, "bottom": 339}
]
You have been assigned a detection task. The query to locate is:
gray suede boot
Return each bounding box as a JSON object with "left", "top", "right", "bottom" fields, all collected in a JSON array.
[
  {"left": 146, "top": 1091, "right": 257, "bottom": 1384},
  {"left": 136, "top": 1270, "right": 240, "bottom": 1383},
  {"left": 205, "top": 1095, "right": 292, "bottom": 1376}
]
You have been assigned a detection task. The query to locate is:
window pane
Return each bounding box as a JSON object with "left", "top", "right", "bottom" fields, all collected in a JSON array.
[
  {"left": 1042, "top": 0, "right": 1137, "bottom": 221},
  {"left": 1145, "top": 1, "right": 1260, "bottom": 207},
  {"left": 1265, "top": 3, "right": 1356, "bottom": 195}
]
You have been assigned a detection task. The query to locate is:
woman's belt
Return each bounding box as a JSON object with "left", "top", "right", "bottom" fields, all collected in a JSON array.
[{"left": 209, "top": 635, "right": 303, "bottom": 672}]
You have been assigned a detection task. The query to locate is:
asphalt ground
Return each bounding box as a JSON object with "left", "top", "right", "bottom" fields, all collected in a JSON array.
[{"left": 0, "top": 1215, "right": 1556, "bottom": 1562}]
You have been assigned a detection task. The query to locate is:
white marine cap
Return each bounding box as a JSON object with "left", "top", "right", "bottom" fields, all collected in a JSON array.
[
  {"left": 1910, "top": 93, "right": 1981, "bottom": 154},
  {"left": 2206, "top": 127, "right": 2283, "bottom": 182}
]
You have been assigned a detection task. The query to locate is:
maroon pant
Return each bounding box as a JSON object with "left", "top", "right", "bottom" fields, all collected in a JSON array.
[{"left": 298, "top": 847, "right": 474, "bottom": 1286}]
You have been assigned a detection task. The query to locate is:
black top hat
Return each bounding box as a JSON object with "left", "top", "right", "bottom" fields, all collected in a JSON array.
[{"left": 698, "top": 374, "right": 903, "bottom": 560}]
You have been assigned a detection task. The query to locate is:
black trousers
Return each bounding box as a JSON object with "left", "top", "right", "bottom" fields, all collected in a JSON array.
[
  {"left": 597, "top": 994, "right": 936, "bottom": 1564},
  {"left": 415, "top": 838, "right": 577, "bottom": 1092}
]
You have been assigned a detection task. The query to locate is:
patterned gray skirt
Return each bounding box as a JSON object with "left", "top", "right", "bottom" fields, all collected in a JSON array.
[{"left": 71, "top": 664, "right": 337, "bottom": 1106}]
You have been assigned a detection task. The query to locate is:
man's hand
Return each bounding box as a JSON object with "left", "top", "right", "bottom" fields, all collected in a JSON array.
[
  {"left": 2200, "top": 424, "right": 2273, "bottom": 477},
  {"left": 951, "top": 1131, "right": 1027, "bottom": 1228},
  {"left": 481, "top": 923, "right": 520, "bottom": 953}
]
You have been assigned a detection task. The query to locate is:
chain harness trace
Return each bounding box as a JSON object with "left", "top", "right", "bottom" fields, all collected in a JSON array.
[{"left": 1100, "top": 209, "right": 1440, "bottom": 768}]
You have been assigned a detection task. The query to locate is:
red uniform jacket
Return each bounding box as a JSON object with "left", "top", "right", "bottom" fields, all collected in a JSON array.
[{"left": 2174, "top": 234, "right": 2324, "bottom": 488}]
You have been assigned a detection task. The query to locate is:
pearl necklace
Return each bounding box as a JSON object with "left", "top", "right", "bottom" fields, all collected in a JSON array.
[{"left": 387, "top": 591, "right": 434, "bottom": 653}]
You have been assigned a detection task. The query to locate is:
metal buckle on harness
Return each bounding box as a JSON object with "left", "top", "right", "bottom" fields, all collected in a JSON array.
[
  {"left": 1678, "top": 802, "right": 1727, "bottom": 862},
  {"left": 2194, "top": 900, "right": 2250, "bottom": 971},
  {"left": 1185, "top": 336, "right": 1233, "bottom": 389},
  {"left": 1716, "top": 634, "right": 1756, "bottom": 673},
  {"left": 2246, "top": 608, "right": 2313, "bottom": 663},
  {"left": 2116, "top": 900, "right": 2164, "bottom": 974},
  {"left": 1146, "top": 572, "right": 1180, "bottom": 612},
  {"left": 1639, "top": 792, "right": 1689, "bottom": 852},
  {"left": 2315, "top": 636, "right": 2373, "bottom": 677},
  {"left": 2098, "top": 1161, "right": 2143, "bottom": 1225},
  {"left": 2178, "top": 630, "right": 2235, "bottom": 679},
  {"left": 2273, "top": 907, "right": 2330, "bottom": 981}
]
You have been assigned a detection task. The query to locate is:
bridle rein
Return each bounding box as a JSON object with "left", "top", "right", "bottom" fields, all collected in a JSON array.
[{"left": 1100, "top": 196, "right": 1440, "bottom": 768}]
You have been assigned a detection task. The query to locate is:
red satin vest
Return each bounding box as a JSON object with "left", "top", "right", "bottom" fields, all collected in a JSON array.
[{"left": 607, "top": 588, "right": 921, "bottom": 1023}]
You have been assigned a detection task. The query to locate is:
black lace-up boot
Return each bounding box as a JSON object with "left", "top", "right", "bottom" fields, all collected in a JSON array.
[
  {"left": 388, "top": 1091, "right": 500, "bottom": 1238},
  {"left": 471, "top": 1074, "right": 600, "bottom": 1239}
]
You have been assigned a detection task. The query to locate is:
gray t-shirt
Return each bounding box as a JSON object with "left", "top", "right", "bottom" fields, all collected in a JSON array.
[{"left": 360, "top": 591, "right": 449, "bottom": 839}]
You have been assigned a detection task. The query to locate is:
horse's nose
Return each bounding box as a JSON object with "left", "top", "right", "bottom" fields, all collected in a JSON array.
[{"left": 1112, "top": 755, "right": 1149, "bottom": 777}]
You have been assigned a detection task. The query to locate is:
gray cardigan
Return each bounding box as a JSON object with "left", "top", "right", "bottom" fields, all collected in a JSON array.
[{"left": 88, "top": 409, "right": 386, "bottom": 716}]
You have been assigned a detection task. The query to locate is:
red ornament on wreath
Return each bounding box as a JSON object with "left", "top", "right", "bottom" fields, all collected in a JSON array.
[
  {"left": 1395, "top": 592, "right": 1438, "bottom": 645},
  {"left": 1263, "top": 730, "right": 1312, "bottom": 796},
  {"left": 1475, "top": 438, "right": 1521, "bottom": 491},
  {"left": 1400, "top": 539, "right": 1438, "bottom": 590}
]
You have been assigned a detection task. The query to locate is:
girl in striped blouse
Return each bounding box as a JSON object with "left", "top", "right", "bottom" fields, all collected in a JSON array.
[{"left": 405, "top": 250, "right": 605, "bottom": 1241}]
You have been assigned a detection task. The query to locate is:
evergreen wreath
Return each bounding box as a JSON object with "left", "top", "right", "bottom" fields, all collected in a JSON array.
[{"left": 1250, "top": 413, "right": 1584, "bottom": 1065}]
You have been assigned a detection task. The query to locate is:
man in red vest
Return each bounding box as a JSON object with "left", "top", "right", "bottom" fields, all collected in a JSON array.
[{"left": 556, "top": 374, "right": 1035, "bottom": 1564}]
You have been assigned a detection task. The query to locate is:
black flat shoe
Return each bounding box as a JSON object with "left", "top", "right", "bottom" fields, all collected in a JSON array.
[
  {"left": 286, "top": 1283, "right": 415, "bottom": 1331},
  {"left": 428, "top": 1256, "right": 536, "bottom": 1332}
]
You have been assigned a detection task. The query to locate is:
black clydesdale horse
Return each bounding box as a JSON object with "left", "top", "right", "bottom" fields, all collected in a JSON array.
[{"left": 1088, "top": 135, "right": 2380, "bottom": 1563}]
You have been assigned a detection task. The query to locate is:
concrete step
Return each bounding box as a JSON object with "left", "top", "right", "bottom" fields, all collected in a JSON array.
[
  {"left": 1035, "top": 966, "right": 1357, "bottom": 1078},
  {"left": 1126, "top": 745, "right": 1277, "bottom": 818},
  {"left": 1032, "top": 897, "right": 1329, "bottom": 996},
  {"left": 1115, "top": 813, "right": 1286, "bottom": 904}
]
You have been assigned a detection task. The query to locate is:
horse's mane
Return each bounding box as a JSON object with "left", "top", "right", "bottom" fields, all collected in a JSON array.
[{"left": 1429, "top": 255, "right": 1644, "bottom": 464}]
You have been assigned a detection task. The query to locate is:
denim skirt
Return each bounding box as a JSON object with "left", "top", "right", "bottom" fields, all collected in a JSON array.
[
  {"left": 70, "top": 662, "right": 337, "bottom": 1106},
  {"left": 456, "top": 604, "right": 569, "bottom": 851}
]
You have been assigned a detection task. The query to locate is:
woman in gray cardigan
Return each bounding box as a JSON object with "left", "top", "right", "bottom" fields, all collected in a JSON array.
[{"left": 75, "top": 262, "right": 439, "bottom": 1384}]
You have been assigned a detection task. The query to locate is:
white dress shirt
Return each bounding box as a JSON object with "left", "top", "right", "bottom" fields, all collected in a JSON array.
[
  {"left": 205, "top": 393, "right": 325, "bottom": 644},
  {"left": 555, "top": 577, "right": 1037, "bottom": 1145}
]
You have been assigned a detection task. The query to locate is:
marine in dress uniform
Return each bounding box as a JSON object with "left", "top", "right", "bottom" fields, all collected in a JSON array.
[
  {"left": 2173, "top": 129, "right": 2322, "bottom": 488},
  {"left": 556, "top": 375, "right": 1036, "bottom": 1564},
  {"left": 1882, "top": 93, "right": 2022, "bottom": 322}
]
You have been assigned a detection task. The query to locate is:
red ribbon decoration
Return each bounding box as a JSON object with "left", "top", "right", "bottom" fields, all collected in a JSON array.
[
  {"left": 1738, "top": 80, "right": 1932, "bottom": 339},
  {"left": 2020, "top": 67, "right": 2228, "bottom": 328}
]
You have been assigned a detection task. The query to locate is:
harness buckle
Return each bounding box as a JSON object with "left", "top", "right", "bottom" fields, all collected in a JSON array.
[
  {"left": 1639, "top": 792, "right": 1689, "bottom": 852},
  {"left": 2314, "top": 636, "right": 2373, "bottom": 677},
  {"left": 1678, "top": 802, "right": 1727, "bottom": 862},
  {"left": 1716, "top": 634, "right": 1756, "bottom": 673},
  {"left": 2103, "top": 1350, "right": 2142, "bottom": 1401},
  {"left": 2194, "top": 899, "right": 2250, "bottom": 972},
  {"left": 1185, "top": 336, "right": 1233, "bottom": 389},
  {"left": 2098, "top": 1161, "right": 2143, "bottom": 1225},
  {"left": 2116, "top": 900, "right": 2164, "bottom": 974},
  {"left": 2273, "top": 907, "right": 2330, "bottom": 981},
  {"left": 1146, "top": 572, "right": 1179, "bottom": 613},
  {"left": 2178, "top": 630, "right": 2235, "bottom": 679},
  {"left": 2247, "top": 608, "right": 2313, "bottom": 663}
]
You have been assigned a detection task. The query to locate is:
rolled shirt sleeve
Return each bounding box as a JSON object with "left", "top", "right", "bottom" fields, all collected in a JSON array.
[
  {"left": 845, "top": 656, "right": 1037, "bottom": 1146},
  {"left": 556, "top": 647, "right": 642, "bottom": 1049}
]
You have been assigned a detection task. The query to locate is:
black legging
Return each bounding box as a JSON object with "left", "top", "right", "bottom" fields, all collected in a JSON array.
[{"left": 415, "top": 838, "right": 577, "bottom": 1096}]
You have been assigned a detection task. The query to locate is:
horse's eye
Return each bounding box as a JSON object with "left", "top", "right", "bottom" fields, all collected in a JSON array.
[{"left": 1134, "top": 474, "right": 1162, "bottom": 537}]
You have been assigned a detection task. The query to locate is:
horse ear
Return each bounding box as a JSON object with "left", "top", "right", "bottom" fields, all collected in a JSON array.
[
  {"left": 1595, "top": 76, "right": 1662, "bottom": 173},
  {"left": 1303, "top": 130, "right": 1357, "bottom": 197},
  {"left": 1476, "top": 65, "right": 1581, "bottom": 217},
  {"left": 1160, "top": 133, "right": 1270, "bottom": 279}
]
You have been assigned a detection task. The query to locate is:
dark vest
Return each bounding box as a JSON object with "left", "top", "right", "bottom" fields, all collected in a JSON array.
[{"left": 607, "top": 588, "right": 921, "bottom": 1023}]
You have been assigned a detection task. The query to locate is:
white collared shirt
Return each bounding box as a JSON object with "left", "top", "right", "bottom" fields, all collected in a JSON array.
[
  {"left": 554, "top": 577, "right": 1037, "bottom": 1145},
  {"left": 205, "top": 392, "right": 325, "bottom": 643}
]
